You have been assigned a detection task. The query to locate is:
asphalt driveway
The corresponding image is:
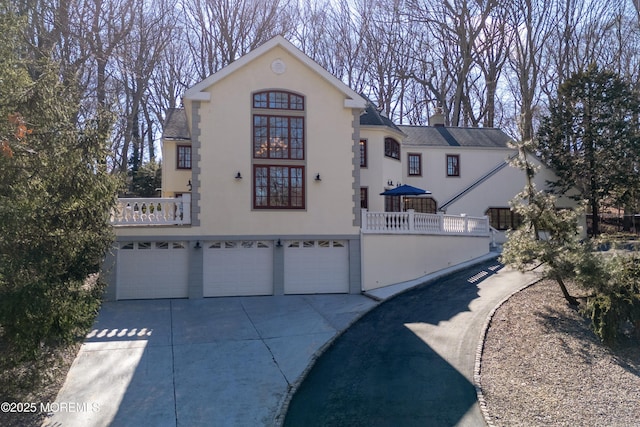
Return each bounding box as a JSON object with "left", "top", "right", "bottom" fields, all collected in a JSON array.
[{"left": 283, "top": 260, "right": 538, "bottom": 426}]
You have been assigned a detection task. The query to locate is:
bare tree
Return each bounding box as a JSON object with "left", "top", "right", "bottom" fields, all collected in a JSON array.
[{"left": 180, "top": 0, "right": 295, "bottom": 79}]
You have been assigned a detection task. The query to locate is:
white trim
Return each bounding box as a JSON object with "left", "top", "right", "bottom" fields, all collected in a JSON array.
[{"left": 183, "top": 36, "right": 366, "bottom": 110}]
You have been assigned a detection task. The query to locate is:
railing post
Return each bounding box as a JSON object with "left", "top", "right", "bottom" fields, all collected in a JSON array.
[
  {"left": 438, "top": 211, "right": 445, "bottom": 233},
  {"left": 361, "top": 209, "right": 368, "bottom": 232},
  {"left": 407, "top": 209, "right": 415, "bottom": 232},
  {"left": 462, "top": 213, "right": 468, "bottom": 233},
  {"left": 182, "top": 193, "right": 191, "bottom": 225}
]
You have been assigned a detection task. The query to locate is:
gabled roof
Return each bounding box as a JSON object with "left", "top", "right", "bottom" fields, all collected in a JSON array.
[
  {"left": 183, "top": 36, "right": 366, "bottom": 109},
  {"left": 163, "top": 108, "right": 190, "bottom": 140},
  {"left": 399, "top": 125, "right": 513, "bottom": 148}
]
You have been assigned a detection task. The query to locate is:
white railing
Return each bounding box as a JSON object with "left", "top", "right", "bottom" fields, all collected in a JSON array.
[
  {"left": 361, "top": 209, "right": 490, "bottom": 236},
  {"left": 111, "top": 194, "right": 191, "bottom": 226}
]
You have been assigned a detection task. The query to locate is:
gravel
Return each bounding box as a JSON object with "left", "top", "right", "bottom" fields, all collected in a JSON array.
[{"left": 479, "top": 279, "right": 640, "bottom": 427}]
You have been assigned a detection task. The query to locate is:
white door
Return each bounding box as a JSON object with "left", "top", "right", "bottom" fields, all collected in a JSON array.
[
  {"left": 284, "top": 240, "right": 349, "bottom": 294},
  {"left": 203, "top": 240, "right": 273, "bottom": 297},
  {"left": 117, "top": 241, "right": 189, "bottom": 299}
]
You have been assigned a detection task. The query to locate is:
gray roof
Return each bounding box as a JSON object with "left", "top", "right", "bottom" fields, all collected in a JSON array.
[
  {"left": 359, "top": 97, "right": 403, "bottom": 134},
  {"left": 163, "top": 108, "right": 190, "bottom": 140},
  {"left": 398, "top": 125, "right": 513, "bottom": 148}
]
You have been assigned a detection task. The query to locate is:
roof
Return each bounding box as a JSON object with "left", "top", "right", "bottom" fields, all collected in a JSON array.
[
  {"left": 359, "top": 97, "right": 403, "bottom": 134},
  {"left": 183, "top": 35, "right": 366, "bottom": 109},
  {"left": 398, "top": 125, "right": 514, "bottom": 148},
  {"left": 163, "top": 108, "right": 190, "bottom": 140}
]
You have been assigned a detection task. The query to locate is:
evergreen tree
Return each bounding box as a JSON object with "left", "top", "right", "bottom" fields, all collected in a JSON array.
[
  {"left": 501, "top": 140, "right": 593, "bottom": 306},
  {"left": 0, "top": 2, "right": 119, "bottom": 357},
  {"left": 537, "top": 65, "right": 640, "bottom": 236}
]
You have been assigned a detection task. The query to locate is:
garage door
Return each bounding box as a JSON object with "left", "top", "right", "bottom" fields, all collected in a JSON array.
[
  {"left": 203, "top": 240, "right": 273, "bottom": 297},
  {"left": 117, "top": 241, "right": 189, "bottom": 300},
  {"left": 284, "top": 240, "right": 349, "bottom": 294}
]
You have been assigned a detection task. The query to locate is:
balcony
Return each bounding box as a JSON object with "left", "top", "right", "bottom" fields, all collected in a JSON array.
[
  {"left": 361, "top": 209, "right": 490, "bottom": 236},
  {"left": 110, "top": 194, "right": 191, "bottom": 226}
]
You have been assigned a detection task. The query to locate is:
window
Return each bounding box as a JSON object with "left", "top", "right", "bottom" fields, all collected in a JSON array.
[
  {"left": 486, "top": 208, "right": 522, "bottom": 230},
  {"left": 253, "top": 91, "right": 304, "bottom": 110},
  {"left": 252, "top": 90, "right": 305, "bottom": 209},
  {"left": 360, "top": 139, "right": 367, "bottom": 167},
  {"left": 253, "top": 115, "right": 304, "bottom": 159},
  {"left": 254, "top": 165, "right": 304, "bottom": 209},
  {"left": 446, "top": 154, "right": 460, "bottom": 177},
  {"left": 405, "top": 197, "right": 437, "bottom": 213},
  {"left": 360, "top": 187, "right": 368, "bottom": 209},
  {"left": 384, "top": 137, "right": 400, "bottom": 160},
  {"left": 177, "top": 145, "right": 192, "bottom": 169},
  {"left": 385, "top": 196, "right": 401, "bottom": 212},
  {"left": 408, "top": 153, "right": 422, "bottom": 176}
]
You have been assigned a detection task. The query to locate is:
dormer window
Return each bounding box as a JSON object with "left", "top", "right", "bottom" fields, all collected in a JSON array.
[{"left": 384, "top": 137, "right": 400, "bottom": 160}]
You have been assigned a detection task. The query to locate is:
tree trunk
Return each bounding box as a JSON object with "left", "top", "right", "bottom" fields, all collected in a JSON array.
[{"left": 555, "top": 275, "right": 579, "bottom": 306}]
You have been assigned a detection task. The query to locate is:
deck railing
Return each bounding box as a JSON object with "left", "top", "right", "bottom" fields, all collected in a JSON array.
[
  {"left": 110, "top": 194, "right": 191, "bottom": 226},
  {"left": 361, "top": 209, "right": 490, "bottom": 236}
]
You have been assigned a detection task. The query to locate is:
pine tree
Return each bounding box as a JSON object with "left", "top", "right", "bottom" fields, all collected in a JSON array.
[
  {"left": 501, "top": 140, "right": 593, "bottom": 306},
  {"left": 0, "top": 2, "right": 119, "bottom": 357},
  {"left": 537, "top": 65, "right": 640, "bottom": 236}
]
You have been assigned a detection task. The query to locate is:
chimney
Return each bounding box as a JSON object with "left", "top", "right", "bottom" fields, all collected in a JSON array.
[{"left": 429, "top": 106, "right": 445, "bottom": 127}]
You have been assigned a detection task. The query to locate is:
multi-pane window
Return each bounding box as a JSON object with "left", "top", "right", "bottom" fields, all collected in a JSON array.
[
  {"left": 404, "top": 197, "right": 437, "bottom": 213},
  {"left": 253, "top": 116, "right": 304, "bottom": 159},
  {"left": 486, "top": 208, "right": 522, "bottom": 230},
  {"left": 254, "top": 166, "right": 304, "bottom": 209},
  {"left": 252, "top": 90, "right": 305, "bottom": 209},
  {"left": 385, "top": 196, "right": 402, "bottom": 212},
  {"left": 408, "top": 153, "right": 422, "bottom": 176},
  {"left": 360, "top": 187, "right": 368, "bottom": 209},
  {"left": 253, "top": 91, "right": 304, "bottom": 110},
  {"left": 360, "top": 139, "right": 367, "bottom": 167},
  {"left": 384, "top": 137, "right": 400, "bottom": 160},
  {"left": 177, "top": 145, "right": 192, "bottom": 169},
  {"left": 446, "top": 154, "right": 460, "bottom": 176}
]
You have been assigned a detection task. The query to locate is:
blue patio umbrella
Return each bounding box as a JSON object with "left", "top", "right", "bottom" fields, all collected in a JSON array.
[
  {"left": 380, "top": 184, "right": 431, "bottom": 196},
  {"left": 380, "top": 184, "right": 432, "bottom": 211}
]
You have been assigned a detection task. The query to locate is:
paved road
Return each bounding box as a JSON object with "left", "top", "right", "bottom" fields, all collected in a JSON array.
[{"left": 284, "top": 260, "right": 537, "bottom": 427}]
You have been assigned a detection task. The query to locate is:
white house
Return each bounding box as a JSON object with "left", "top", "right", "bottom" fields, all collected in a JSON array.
[{"left": 104, "top": 36, "right": 578, "bottom": 300}]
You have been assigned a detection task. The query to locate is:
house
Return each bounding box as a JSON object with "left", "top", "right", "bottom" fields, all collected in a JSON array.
[{"left": 104, "top": 36, "right": 578, "bottom": 300}]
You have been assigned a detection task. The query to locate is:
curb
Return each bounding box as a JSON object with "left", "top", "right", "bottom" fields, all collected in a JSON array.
[
  {"left": 272, "top": 303, "right": 378, "bottom": 426},
  {"left": 473, "top": 277, "right": 543, "bottom": 427}
]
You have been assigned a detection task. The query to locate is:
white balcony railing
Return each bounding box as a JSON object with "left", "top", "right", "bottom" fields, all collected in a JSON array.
[
  {"left": 111, "top": 194, "right": 191, "bottom": 226},
  {"left": 361, "top": 209, "right": 490, "bottom": 236}
]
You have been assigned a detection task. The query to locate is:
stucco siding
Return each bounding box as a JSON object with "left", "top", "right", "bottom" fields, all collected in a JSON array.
[
  {"left": 188, "top": 45, "right": 359, "bottom": 236},
  {"left": 361, "top": 233, "right": 490, "bottom": 291}
]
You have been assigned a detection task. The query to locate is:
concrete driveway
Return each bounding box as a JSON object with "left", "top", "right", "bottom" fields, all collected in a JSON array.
[{"left": 42, "top": 294, "right": 377, "bottom": 427}]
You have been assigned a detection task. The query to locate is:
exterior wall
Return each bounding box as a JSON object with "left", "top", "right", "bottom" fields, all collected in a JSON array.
[
  {"left": 402, "top": 146, "right": 515, "bottom": 214},
  {"left": 360, "top": 127, "right": 405, "bottom": 212},
  {"left": 402, "top": 146, "right": 579, "bottom": 216},
  {"left": 161, "top": 139, "right": 192, "bottom": 197},
  {"left": 186, "top": 45, "right": 359, "bottom": 237},
  {"left": 361, "top": 233, "right": 490, "bottom": 291}
]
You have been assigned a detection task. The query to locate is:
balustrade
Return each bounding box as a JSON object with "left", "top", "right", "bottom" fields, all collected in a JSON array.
[
  {"left": 361, "top": 209, "right": 489, "bottom": 236},
  {"left": 110, "top": 194, "right": 191, "bottom": 226}
]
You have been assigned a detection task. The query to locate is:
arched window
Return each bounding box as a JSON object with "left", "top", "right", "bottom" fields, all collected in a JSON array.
[{"left": 384, "top": 137, "right": 400, "bottom": 160}]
